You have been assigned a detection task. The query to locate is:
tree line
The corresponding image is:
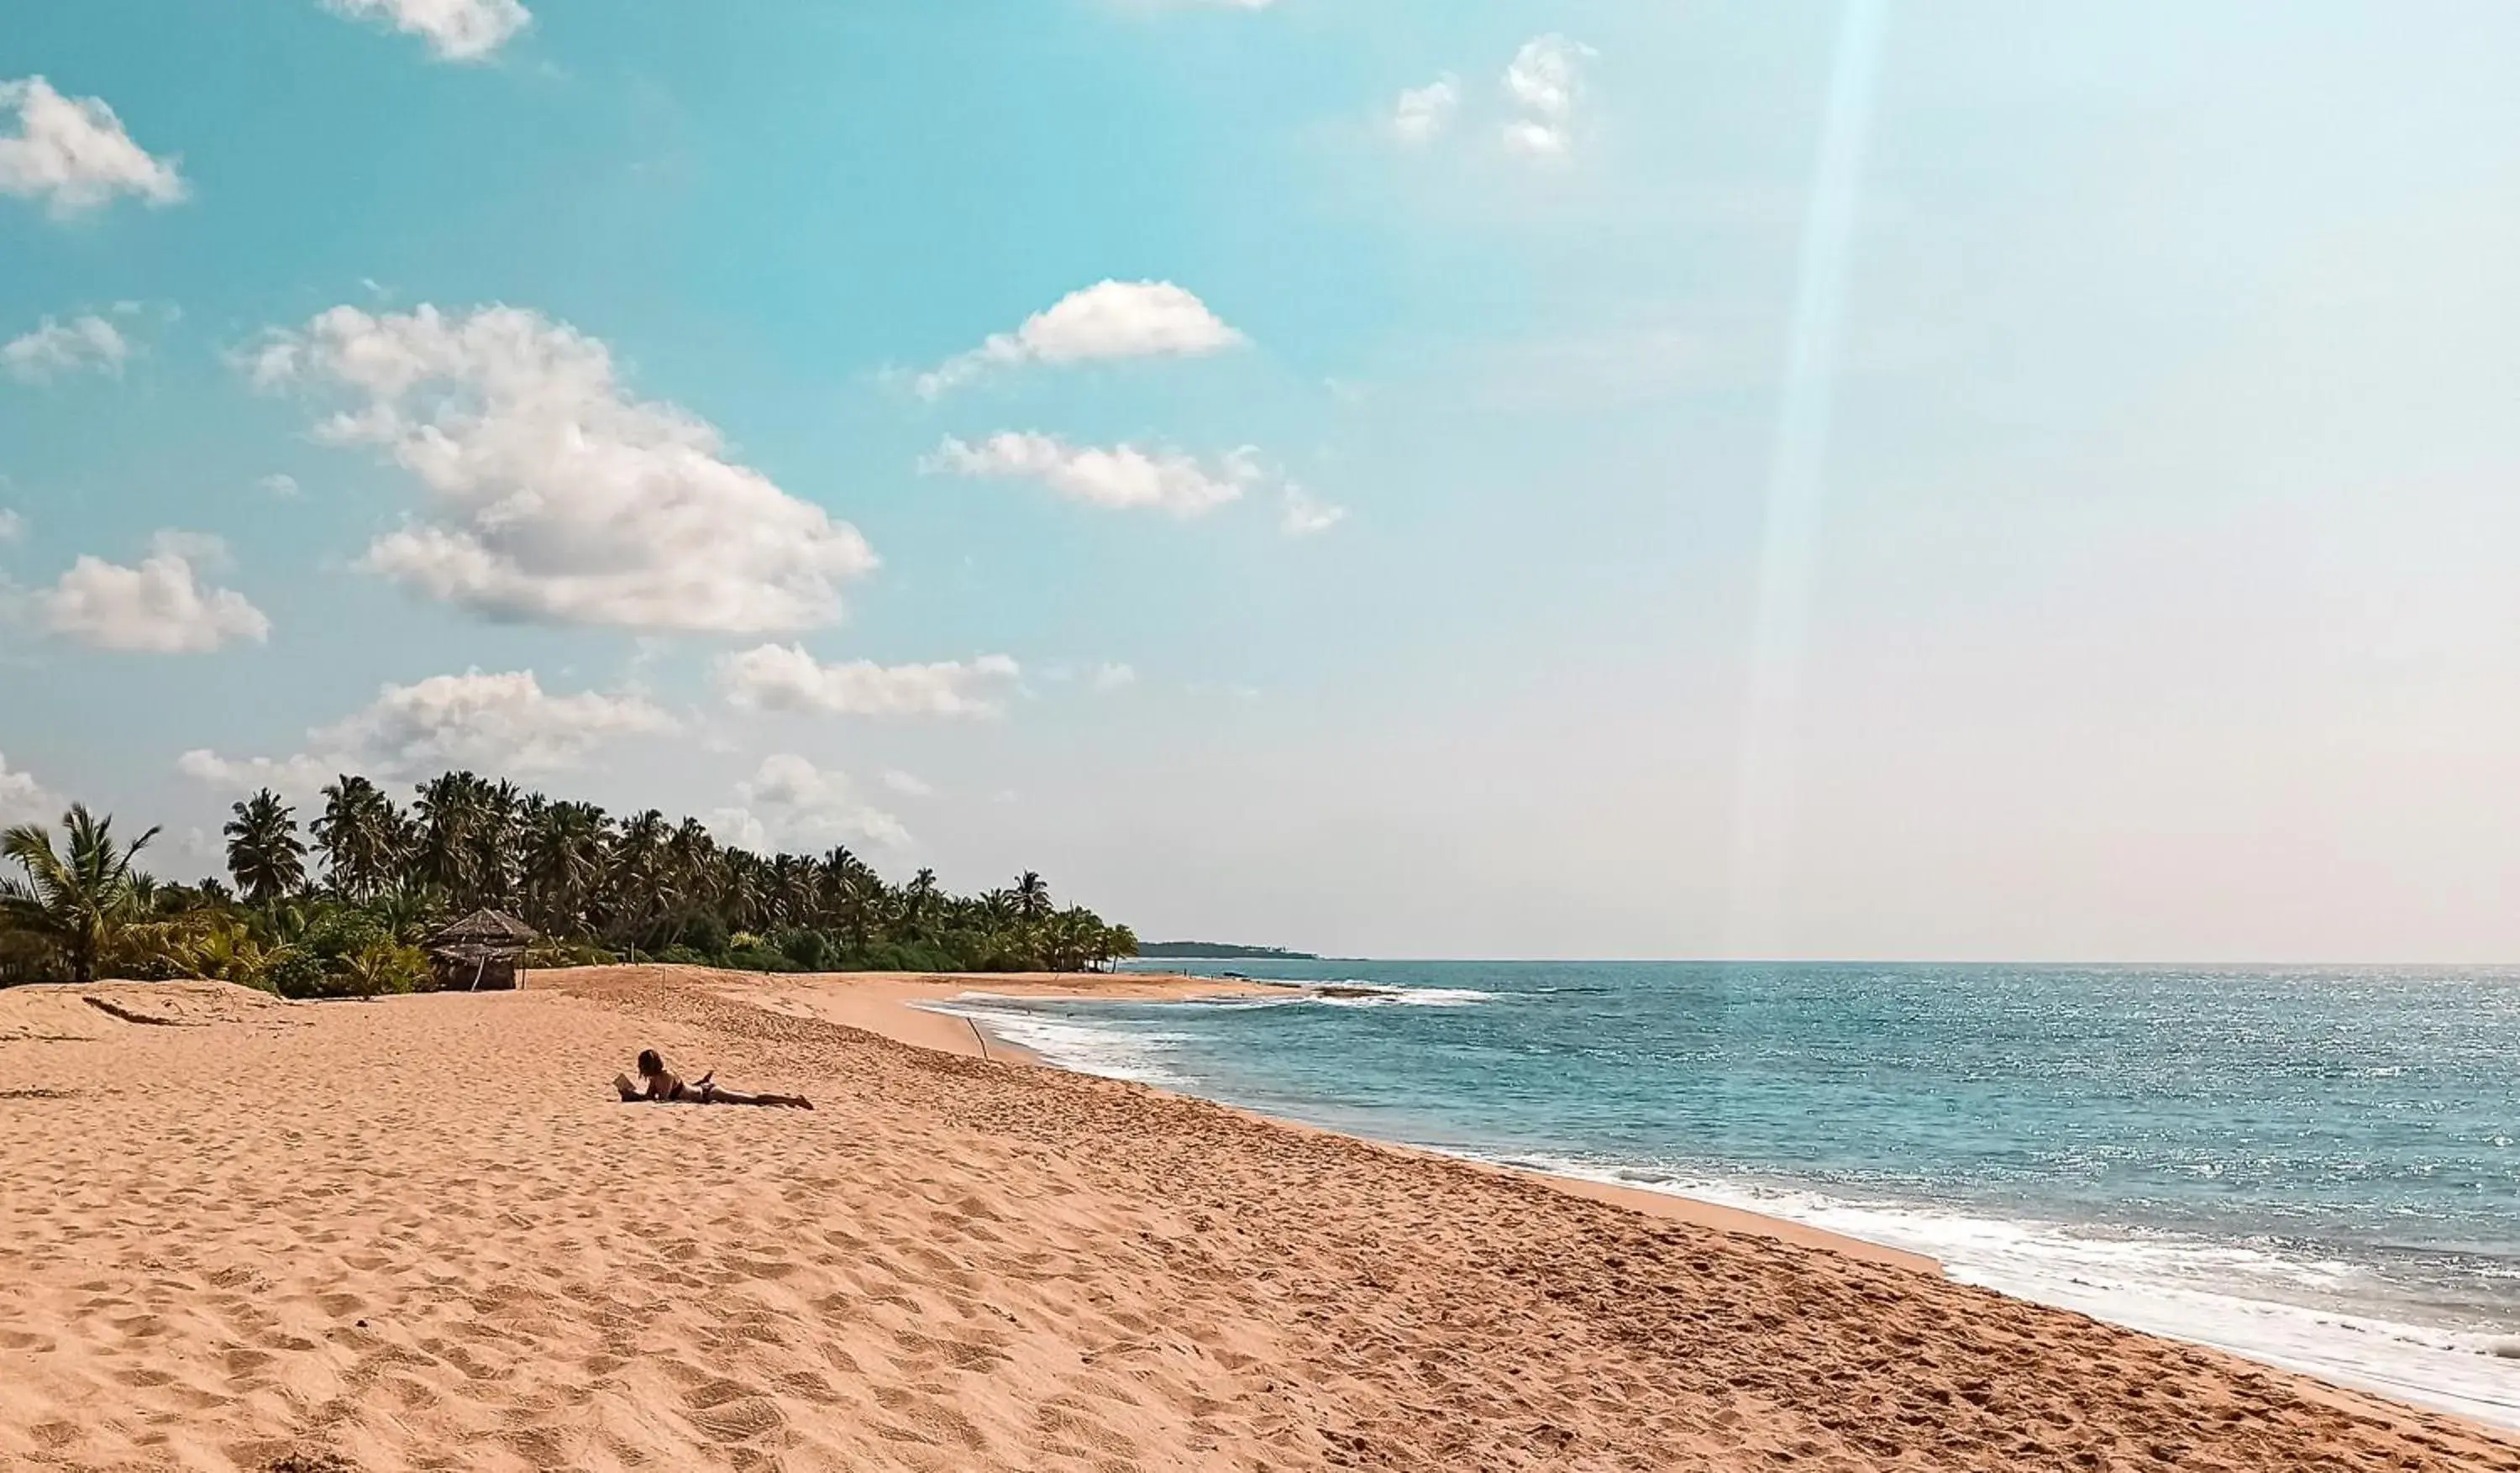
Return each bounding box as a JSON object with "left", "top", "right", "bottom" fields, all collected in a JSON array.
[{"left": 0, "top": 771, "right": 1138, "bottom": 994}]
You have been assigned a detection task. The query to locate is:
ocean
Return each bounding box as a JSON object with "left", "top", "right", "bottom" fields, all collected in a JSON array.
[{"left": 925, "top": 960, "right": 2520, "bottom": 1427}]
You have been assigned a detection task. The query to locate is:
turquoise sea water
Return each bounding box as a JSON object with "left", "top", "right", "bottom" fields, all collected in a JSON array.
[{"left": 928, "top": 961, "right": 2520, "bottom": 1425}]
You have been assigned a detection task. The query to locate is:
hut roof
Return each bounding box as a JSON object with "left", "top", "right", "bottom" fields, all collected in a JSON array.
[{"left": 424, "top": 909, "right": 537, "bottom": 951}]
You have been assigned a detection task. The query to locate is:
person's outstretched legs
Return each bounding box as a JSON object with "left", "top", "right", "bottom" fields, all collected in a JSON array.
[{"left": 701, "top": 1085, "right": 812, "bottom": 1109}]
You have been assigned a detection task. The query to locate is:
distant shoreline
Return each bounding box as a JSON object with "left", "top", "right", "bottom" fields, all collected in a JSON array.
[{"left": 1131, "top": 941, "right": 1321, "bottom": 960}]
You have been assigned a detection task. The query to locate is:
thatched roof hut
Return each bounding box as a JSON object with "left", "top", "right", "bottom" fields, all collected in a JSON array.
[{"left": 423, "top": 909, "right": 536, "bottom": 992}]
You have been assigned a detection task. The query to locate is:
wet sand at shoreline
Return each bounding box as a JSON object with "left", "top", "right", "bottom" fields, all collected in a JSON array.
[{"left": 764, "top": 969, "right": 1938, "bottom": 1274}]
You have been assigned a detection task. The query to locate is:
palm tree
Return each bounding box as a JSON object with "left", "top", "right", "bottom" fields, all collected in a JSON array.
[
  {"left": 474, "top": 779, "right": 523, "bottom": 909},
  {"left": 518, "top": 798, "right": 606, "bottom": 937},
  {"left": 666, "top": 819, "right": 718, "bottom": 913},
  {"left": 1, "top": 805, "right": 160, "bottom": 984},
  {"left": 412, "top": 772, "right": 487, "bottom": 904},
  {"left": 313, "top": 774, "right": 403, "bottom": 901},
  {"left": 718, "top": 848, "right": 769, "bottom": 936},
  {"left": 816, "top": 847, "right": 876, "bottom": 951},
  {"left": 224, "top": 789, "right": 307, "bottom": 906},
  {"left": 1014, "top": 870, "right": 1051, "bottom": 922},
  {"left": 900, "top": 868, "right": 939, "bottom": 939},
  {"left": 365, "top": 882, "right": 435, "bottom": 945},
  {"left": 411, "top": 771, "right": 521, "bottom": 911},
  {"left": 602, "top": 810, "right": 671, "bottom": 951},
  {"left": 768, "top": 853, "right": 814, "bottom": 931},
  {"left": 172, "top": 918, "right": 296, "bottom": 989},
  {"left": 338, "top": 939, "right": 428, "bottom": 995}
]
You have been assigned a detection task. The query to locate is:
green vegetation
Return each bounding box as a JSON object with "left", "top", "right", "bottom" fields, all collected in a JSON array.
[
  {"left": 1, "top": 805, "right": 161, "bottom": 986},
  {"left": 1137, "top": 941, "right": 1318, "bottom": 959},
  {"left": 0, "top": 772, "right": 1137, "bottom": 995}
]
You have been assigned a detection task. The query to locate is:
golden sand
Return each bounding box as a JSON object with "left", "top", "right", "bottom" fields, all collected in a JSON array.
[{"left": 2, "top": 967, "right": 2513, "bottom": 1472}]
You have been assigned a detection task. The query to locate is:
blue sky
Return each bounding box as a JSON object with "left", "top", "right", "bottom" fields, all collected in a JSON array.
[{"left": 4, "top": 2, "right": 2519, "bottom": 962}]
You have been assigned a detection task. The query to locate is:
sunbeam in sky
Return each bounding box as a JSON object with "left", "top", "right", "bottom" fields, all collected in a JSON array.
[{"left": 1725, "top": 0, "right": 1892, "bottom": 958}]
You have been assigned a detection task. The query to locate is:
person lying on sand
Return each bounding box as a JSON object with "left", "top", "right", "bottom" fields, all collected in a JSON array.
[{"left": 614, "top": 1048, "right": 812, "bottom": 1109}]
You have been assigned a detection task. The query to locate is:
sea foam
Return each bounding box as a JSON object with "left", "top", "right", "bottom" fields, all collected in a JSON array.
[{"left": 1455, "top": 1152, "right": 2520, "bottom": 1428}]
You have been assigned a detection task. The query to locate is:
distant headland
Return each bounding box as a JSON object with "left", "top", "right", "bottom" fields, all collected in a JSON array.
[{"left": 1136, "top": 941, "right": 1320, "bottom": 960}]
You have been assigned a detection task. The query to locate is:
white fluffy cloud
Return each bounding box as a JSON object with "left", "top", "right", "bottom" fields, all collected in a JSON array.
[
  {"left": 314, "top": 670, "right": 671, "bottom": 773},
  {"left": 323, "top": 0, "right": 531, "bottom": 61},
  {"left": 1280, "top": 485, "right": 1349, "bottom": 537},
  {"left": 924, "top": 432, "right": 1261, "bottom": 516},
  {"left": 256, "top": 473, "right": 302, "bottom": 499},
  {"left": 44, "top": 532, "right": 271, "bottom": 654},
  {"left": 3, "top": 315, "right": 129, "bottom": 383},
  {"left": 715, "top": 754, "right": 911, "bottom": 852},
  {"left": 1392, "top": 76, "right": 1461, "bottom": 144},
  {"left": 0, "top": 752, "right": 60, "bottom": 825},
  {"left": 1501, "top": 35, "right": 1597, "bottom": 157},
  {"left": 180, "top": 669, "right": 672, "bottom": 796},
  {"left": 248, "top": 304, "right": 876, "bottom": 632},
  {"left": 1089, "top": 662, "right": 1138, "bottom": 691},
  {"left": 881, "top": 769, "right": 934, "bottom": 798},
  {"left": 0, "top": 509, "right": 23, "bottom": 543},
  {"left": 717, "top": 644, "right": 1021, "bottom": 718},
  {"left": 0, "top": 77, "right": 186, "bottom": 217},
  {"left": 173, "top": 749, "right": 335, "bottom": 798},
  {"left": 916, "top": 280, "right": 1245, "bottom": 397}
]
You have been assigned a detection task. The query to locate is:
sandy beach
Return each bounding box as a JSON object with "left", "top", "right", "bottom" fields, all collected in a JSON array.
[{"left": 3, "top": 967, "right": 2515, "bottom": 1472}]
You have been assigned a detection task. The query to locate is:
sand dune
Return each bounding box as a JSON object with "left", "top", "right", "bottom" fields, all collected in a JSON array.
[
  {"left": 0, "top": 978, "right": 297, "bottom": 1043},
  {"left": 1, "top": 966, "right": 2514, "bottom": 1472}
]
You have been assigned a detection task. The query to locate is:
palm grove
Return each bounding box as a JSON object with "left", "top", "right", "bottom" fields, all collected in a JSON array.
[{"left": 0, "top": 772, "right": 1138, "bottom": 993}]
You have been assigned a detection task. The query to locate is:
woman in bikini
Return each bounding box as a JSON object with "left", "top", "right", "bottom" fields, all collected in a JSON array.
[{"left": 615, "top": 1049, "right": 813, "bottom": 1109}]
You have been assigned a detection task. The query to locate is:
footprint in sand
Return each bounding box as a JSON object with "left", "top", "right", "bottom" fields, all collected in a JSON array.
[
  {"left": 222, "top": 1348, "right": 275, "bottom": 1376},
  {"left": 680, "top": 1379, "right": 785, "bottom": 1443}
]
